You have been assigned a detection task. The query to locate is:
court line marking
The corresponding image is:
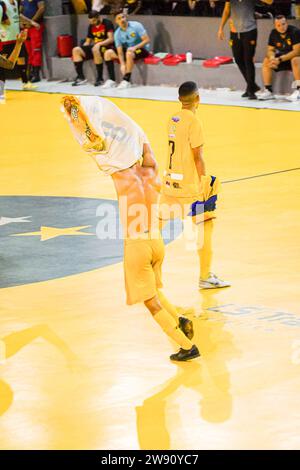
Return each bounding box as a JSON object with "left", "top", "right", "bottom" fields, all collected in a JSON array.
[{"left": 222, "top": 167, "right": 300, "bottom": 184}]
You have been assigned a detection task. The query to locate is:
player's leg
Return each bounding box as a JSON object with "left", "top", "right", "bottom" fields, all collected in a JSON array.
[
  {"left": 17, "top": 44, "right": 30, "bottom": 89},
  {"left": 29, "top": 24, "right": 44, "bottom": 83},
  {"left": 144, "top": 295, "right": 199, "bottom": 361},
  {"left": 72, "top": 45, "right": 88, "bottom": 86},
  {"left": 125, "top": 238, "right": 199, "bottom": 361},
  {"left": 116, "top": 48, "right": 135, "bottom": 89},
  {"left": 288, "top": 57, "right": 300, "bottom": 101},
  {"left": 92, "top": 43, "right": 104, "bottom": 86},
  {"left": 101, "top": 48, "right": 117, "bottom": 88},
  {"left": 197, "top": 218, "right": 230, "bottom": 289},
  {"left": 242, "top": 29, "right": 259, "bottom": 99},
  {"left": 230, "top": 32, "right": 248, "bottom": 96},
  {"left": 259, "top": 56, "right": 275, "bottom": 100},
  {"left": 152, "top": 237, "right": 194, "bottom": 340}
]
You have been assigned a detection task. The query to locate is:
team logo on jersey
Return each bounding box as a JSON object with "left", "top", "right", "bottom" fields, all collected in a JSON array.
[
  {"left": 130, "top": 32, "right": 136, "bottom": 38},
  {"left": 0, "top": 196, "right": 181, "bottom": 288},
  {"left": 172, "top": 117, "right": 180, "bottom": 123},
  {"left": 287, "top": 38, "right": 292, "bottom": 45}
]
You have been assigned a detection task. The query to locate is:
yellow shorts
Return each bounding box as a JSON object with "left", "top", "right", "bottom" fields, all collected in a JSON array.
[
  {"left": 159, "top": 193, "right": 217, "bottom": 224},
  {"left": 124, "top": 235, "right": 164, "bottom": 305}
]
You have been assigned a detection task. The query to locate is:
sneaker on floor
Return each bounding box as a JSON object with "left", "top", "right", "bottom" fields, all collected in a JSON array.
[
  {"left": 170, "top": 345, "right": 200, "bottom": 362},
  {"left": 286, "top": 89, "right": 300, "bottom": 102},
  {"left": 242, "top": 84, "right": 260, "bottom": 98},
  {"left": 178, "top": 316, "right": 194, "bottom": 340},
  {"left": 101, "top": 79, "right": 117, "bottom": 89},
  {"left": 72, "top": 77, "right": 88, "bottom": 86},
  {"left": 117, "top": 80, "right": 132, "bottom": 89},
  {"left": 258, "top": 89, "right": 275, "bottom": 100},
  {"left": 94, "top": 79, "right": 104, "bottom": 87},
  {"left": 23, "top": 82, "right": 37, "bottom": 91},
  {"left": 199, "top": 273, "right": 231, "bottom": 290}
]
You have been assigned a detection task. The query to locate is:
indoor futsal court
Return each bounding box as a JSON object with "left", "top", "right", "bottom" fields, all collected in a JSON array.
[{"left": 1, "top": 88, "right": 300, "bottom": 450}]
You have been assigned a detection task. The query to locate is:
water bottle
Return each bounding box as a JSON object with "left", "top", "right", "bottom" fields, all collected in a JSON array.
[{"left": 186, "top": 51, "right": 193, "bottom": 64}]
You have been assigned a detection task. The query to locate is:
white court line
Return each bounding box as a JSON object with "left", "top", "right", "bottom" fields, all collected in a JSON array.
[{"left": 5, "top": 79, "right": 300, "bottom": 112}]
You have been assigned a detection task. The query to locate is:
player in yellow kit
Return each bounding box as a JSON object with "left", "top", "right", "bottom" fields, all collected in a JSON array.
[
  {"left": 159, "top": 81, "right": 230, "bottom": 289},
  {"left": 61, "top": 94, "right": 200, "bottom": 362}
]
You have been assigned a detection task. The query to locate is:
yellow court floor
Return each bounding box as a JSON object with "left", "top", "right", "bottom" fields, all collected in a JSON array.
[{"left": 0, "top": 91, "right": 300, "bottom": 450}]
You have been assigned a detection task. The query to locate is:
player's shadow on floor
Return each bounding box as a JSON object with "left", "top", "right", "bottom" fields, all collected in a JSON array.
[
  {"left": 0, "top": 324, "right": 79, "bottom": 417},
  {"left": 136, "top": 291, "right": 240, "bottom": 450}
]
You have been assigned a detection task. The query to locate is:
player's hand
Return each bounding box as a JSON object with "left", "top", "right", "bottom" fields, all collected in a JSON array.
[
  {"left": 217, "top": 28, "right": 224, "bottom": 40},
  {"left": 16, "top": 30, "right": 28, "bottom": 43},
  {"left": 32, "top": 20, "right": 40, "bottom": 29},
  {"left": 270, "top": 58, "right": 279, "bottom": 69},
  {"left": 120, "top": 63, "right": 126, "bottom": 75}
]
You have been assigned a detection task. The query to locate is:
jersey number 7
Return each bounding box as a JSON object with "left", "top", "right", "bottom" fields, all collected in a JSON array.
[{"left": 168, "top": 140, "right": 175, "bottom": 170}]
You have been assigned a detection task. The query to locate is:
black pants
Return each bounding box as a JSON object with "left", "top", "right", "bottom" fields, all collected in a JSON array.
[{"left": 230, "top": 29, "right": 258, "bottom": 94}]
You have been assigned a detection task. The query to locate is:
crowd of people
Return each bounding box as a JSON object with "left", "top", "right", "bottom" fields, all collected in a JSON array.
[{"left": 67, "top": 0, "right": 300, "bottom": 19}]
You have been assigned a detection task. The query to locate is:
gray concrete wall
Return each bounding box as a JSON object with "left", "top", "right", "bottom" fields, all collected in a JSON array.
[{"left": 44, "top": 15, "right": 300, "bottom": 85}]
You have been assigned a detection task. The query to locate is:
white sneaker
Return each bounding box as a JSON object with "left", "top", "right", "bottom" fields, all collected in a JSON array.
[
  {"left": 258, "top": 89, "right": 275, "bottom": 100},
  {"left": 199, "top": 273, "right": 231, "bottom": 290},
  {"left": 101, "top": 79, "right": 117, "bottom": 89},
  {"left": 117, "top": 80, "right": 132, "bottom": 89},
  {"left": 23, "top": 82, "right": 37, "bottom": 91},
  {"left": 286, "top": 89, "right": 300, "bottom": 102}
]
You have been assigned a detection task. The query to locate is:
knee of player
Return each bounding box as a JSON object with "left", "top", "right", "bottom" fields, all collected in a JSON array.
[
  {"left": 263, "top": 57, "right": 270, "bottom": 66},
  {"left": 104, "top": 49, "right": 113, "bottom": 61},
  {"left": 126, "top": 50, "right": 134, "bottom": 59},
  {"left": 72, "top": 46, "right": 82, "bottom": 56},
  {"left": 144, "top": 296, "right": 161, "bottom": 315},
  {"left": 291, "top": 56, "right": 300, "bottom": 66}
]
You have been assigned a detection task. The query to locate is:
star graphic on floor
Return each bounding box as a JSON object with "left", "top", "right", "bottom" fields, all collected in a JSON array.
[
  {"left": 11, "top": 225, "right": 94, "bottom": 241},
  {"left": 0, "top": 216, "right": 32, "bottom": 226}
]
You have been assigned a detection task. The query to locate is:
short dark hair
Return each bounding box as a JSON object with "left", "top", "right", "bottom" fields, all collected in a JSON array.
[
  {"left": 178, "top": 81, "right": 198, "bottom": 97},
  {"left": 88, "top": 10, "right": 100, "bottom": 19},
  {"left": 274, "top": 15, "right": 286, "bottom": 21},
  {"left": 114, "top": 9, "right": 124, "bottom": 18}
]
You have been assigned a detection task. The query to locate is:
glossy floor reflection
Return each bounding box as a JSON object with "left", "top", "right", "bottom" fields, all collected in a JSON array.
[{"left": 1, "top": 92, "right": 300, "bottom": 449}]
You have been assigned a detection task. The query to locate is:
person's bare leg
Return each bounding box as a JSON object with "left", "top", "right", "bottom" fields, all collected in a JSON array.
[
  {"left": 92, "top": 43, "right": 104, "bottom": 85},
  {"left": 262, "top": 57, "right": 273, "bottom": 87},
  {"left": 144, "top": 295, "right": 193, "bottom": 350}
]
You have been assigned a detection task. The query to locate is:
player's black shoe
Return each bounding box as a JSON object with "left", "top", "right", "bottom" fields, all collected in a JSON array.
[
  {"left": 94, "top": 79, "right": 104, "bottom": 87},
  {"left": 242, "top": 84, "right": 260, "bottom": 98},
  {"left": 170, "top": 345, "right": 200, "bottom": 362},
  {"left": 178, "top": 316, "right": 194, "bottom": 340}
]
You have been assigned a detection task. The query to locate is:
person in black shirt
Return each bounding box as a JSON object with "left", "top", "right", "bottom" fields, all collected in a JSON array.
[
  {"left": 259, "top": 15, "right": 300, "bottom": 101},
  {"left": 72, "top": 9, "right": 115, "bottom": 86}
]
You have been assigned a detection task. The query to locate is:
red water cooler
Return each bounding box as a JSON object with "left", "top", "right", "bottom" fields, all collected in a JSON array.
[{"left": 57, "top": 35, "right": 74, "bottom": 58}]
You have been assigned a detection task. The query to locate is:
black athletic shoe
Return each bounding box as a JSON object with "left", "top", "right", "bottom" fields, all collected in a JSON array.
[
  {"left": 178, "top": 316, "right": 194, "bottom": 340},
  {"left": 242, "top": 84, "right": 260, "bottom": 98},
  {"left": 248, "top": 93, "right": 258, "bottom": 100},
  {"left": 72, "top": 77, "right": 88, "bottom": 86},
  {"left": 94, "top": 79, "right": 104, "bottom": 87},
  {"left": 170, "top": 345, "right": 200, "bottom": 362}
]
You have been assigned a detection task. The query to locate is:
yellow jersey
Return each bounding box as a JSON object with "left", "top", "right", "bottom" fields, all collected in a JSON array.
[{"left": 162, "top": 109, "right": 204, "bottom": 198}]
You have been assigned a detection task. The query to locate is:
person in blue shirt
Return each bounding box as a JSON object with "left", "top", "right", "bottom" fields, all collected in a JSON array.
[{"left": 101, "top": 10, "right": 150, "bottom": 89}]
